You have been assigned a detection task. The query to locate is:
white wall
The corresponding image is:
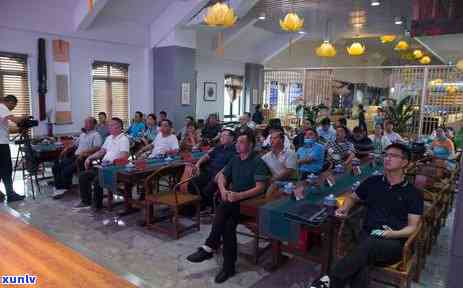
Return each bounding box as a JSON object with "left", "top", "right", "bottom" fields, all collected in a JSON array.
[
  {"left": 0, "top": 27, "right": 152, "bottom": 135},
  {"left": 195, "top": 52, "right": 245, "bottom": 120}
]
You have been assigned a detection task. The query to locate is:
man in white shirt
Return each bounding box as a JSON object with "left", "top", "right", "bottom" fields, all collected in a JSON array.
[
  {"left": 0, "top": 95, "right": 28, "bottom": 202},
  {"left": 75, "top": 117, "right": 129, "bottom": 210},
  {"left": 136, "top": 119, "right": 179, "bottom": 158},
  {"left": 261, "top": 129, "right": 298, "bottom": 182},
  {"left": 384, "top": 120, "right": 403, "bottom": 144},
  {"left": 52, "top": 117, "right": 102, "bottom": 199}
]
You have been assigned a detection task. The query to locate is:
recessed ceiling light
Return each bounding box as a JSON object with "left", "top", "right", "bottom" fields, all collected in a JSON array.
[
  {"left": 394, "top": 16, "right": 403, "bottom": 25},
  {"left": 371, "top": 0, "right": 380, "bottom": 6},
  {"left": 258, "top": 12, "right": 266, "bottom": 20}
]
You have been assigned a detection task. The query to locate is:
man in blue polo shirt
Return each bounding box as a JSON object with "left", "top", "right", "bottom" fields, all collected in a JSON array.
[
  {"left": 310, "top": 143, "right": 423, "bottom": 288},
  {"left": 190, "top": 129, "right": 237, "bottom": 210},
  {"left": 297, "top": 128, "right": 325, "bottom": 178}
]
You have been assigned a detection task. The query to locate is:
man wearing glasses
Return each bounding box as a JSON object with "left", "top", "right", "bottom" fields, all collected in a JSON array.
[{"left": 310, "top": 143, "right": 423, "bottom": 288}]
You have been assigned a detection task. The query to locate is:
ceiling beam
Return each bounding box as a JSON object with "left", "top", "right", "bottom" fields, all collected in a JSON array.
[
  {"left": 259, "top": 34, "right": 305, "bottom": 64},
  {"left": 150, "top": 0, "right": 209, "bottom": 48},
  {"left": 74, "top": 0, "right": 110, "bottom": 31}
]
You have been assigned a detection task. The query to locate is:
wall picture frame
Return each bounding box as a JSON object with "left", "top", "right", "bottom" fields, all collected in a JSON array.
[
  {"left": 181, "top": 82, "right": 191, "bottom": 105},
  {"left": 203, "top": 82, "right": 217, "bottom": 102}
]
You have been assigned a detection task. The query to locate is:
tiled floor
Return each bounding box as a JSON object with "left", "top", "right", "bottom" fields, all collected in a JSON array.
[{"left": 1, "top": 172, "right": 454, "bottom": 288}]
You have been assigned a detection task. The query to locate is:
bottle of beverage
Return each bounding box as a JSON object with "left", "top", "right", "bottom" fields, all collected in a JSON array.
[{"left": 324, "top": 194, "right": 337, "bottom": 216}]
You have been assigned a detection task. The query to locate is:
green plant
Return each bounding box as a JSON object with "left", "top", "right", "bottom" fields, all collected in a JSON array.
[
  {"left": 296, "top": 103, "right": 328, "bottom": 125},
  {"left": 385, "top": 95, "right": 417, "bottom": 133}
]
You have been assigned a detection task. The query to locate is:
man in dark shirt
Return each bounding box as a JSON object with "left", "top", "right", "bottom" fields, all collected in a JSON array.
[
  {"left": 310, "top": 143, "right": 423, "bottom": 288},
  {"left": 351, "top": 126, "right": 373, "bottom": 159},
  {"left": 201, "top": 114, "right": 221, "bottom": 143},
  {"left": 190, "top": 129, "right": 236, "bottom": 210},
  {"left": 186, "top": 130, "right": 271, "bottom": 283}
]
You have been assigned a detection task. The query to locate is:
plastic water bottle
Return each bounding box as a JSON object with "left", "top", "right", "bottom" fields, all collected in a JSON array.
[{"left": 324, "top": 194, "right": 337, "bottom": 216}]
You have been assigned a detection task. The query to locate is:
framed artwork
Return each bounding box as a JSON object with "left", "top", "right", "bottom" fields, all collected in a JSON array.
[
  {"left": 181, "top": 82, "right": 191, "bottom": 105},
  {"left": 204, "top": 82, "right": 217, "bottom": 102}
]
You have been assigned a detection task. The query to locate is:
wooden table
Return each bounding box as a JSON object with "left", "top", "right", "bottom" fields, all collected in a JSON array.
[
  {"left": 240, "top": 193, "right": 336, "bottom": 273},
  {"left": 0, "top": 210, "right": 135, "bottom": 288},
  {"left": 116, "top": 165, "right": 164, "bottom": 216}
]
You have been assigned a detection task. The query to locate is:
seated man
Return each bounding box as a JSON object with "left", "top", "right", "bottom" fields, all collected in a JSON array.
[
  {"left": 52, "top": 117, "right": 102, "bottom": 199},
  {"left": 297, "top": 128, "right": 325, "bottom": 178},
  {"left": 310, "top": 143, "right": 423, "bottom": 288},
  {"left": 186, "top": 131, "right": 270, "bottom": 284},
  {"left": 262, "top": 127, "right": 293, "bottom": 151},
  {"left": 235, "top": 113, "right": 255, "bottom": 135},
  {"left": 74, "top": 117, "right": 129, "bottom": 210},
  {"left": 262, "top": 130, "right": 297, "bottom": 182},
  {"left": 201, "top": 114, "right": 221, "bottom": 144},
  {"left": 127, "top": 111, "right": 146, "bottom": 139},
  {"left": 96, "top": 111, "right": 110, "bottom": 141},
  {"left": 190, "top": 129, "right": 236, "bottom": 210},
  {"left": 326, "top": 126, "right": 355, "bottom": 168},
  {"left": 136, "top": 119, "right": 179, "bottom": 158},
  {"left": 350, "top": 126, "right": 373, "bottom": 159},
  {"left": 293, "top": 119, "right": 312, "bottom": 150},
  {"left": 317, "top": 117, "right": 336, "bottom": 143},
  {"left": 383, "top": 120, "right": 403, "bottom": 144}
]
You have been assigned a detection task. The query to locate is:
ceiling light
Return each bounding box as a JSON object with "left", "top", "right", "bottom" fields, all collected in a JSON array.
[
  {"left": 258, "top": 12, "right": 266, "bottom": 20},
  {"left": 394, "top": 16, "right": 403, "bottom": 25},
  {"left": 371, "top": 0, "right": 380, "bottom": 6}
]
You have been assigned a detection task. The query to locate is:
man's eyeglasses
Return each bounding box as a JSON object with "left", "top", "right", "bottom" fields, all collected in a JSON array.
[{"left": 384, "top": 153, "right": 404, "bottom": 159}]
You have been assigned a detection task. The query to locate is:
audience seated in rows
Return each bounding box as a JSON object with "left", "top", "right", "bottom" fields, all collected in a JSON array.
[
  {"left": 177, "top": 116, "right": 195, "bottom": 140},
  {"left": 317, "top": 117, "right": 337, "bottom": 143},
  {"left": 369, "top": 123, "right": 391, "bottom": 154},
  {"left": 127, "top": 111, "right": 146, "bottom": 139},
  {"left": 189, "top": 129, "right": 236, "bottom": 210},
  {"left": 96, "top": 111, "right": 110, "bottom": 141},
  {"left": 296, "top": 128, "right": 325, "bottom": 178},
  {"left": 383, "top": 120, "right": 403, "bottom": 144},
  {"left": 235, "top": 113, "right": 256, "bottom": 134},
  {"left": 261, "top": 130, "right": 297, "bottom": 182},
  {"left": 186, "top": 130, "right": 271, "bottom": 284},
  {"left": 136, "top": 119, "right": 179, "bottom": 158},
  {"left": 52, "top": 117, "right": 102, "bottom": 199},
  {"left": 293, "top": 119, "right": 312, "bottom": 150},
  {"left": 180, "top": 122, "right": 201, "bottom": 150},
  {"left": 432, "top": 126, "right": 455, "bottom": 160},
  {"left": 252, "top": 104, "right": 264, "bottom": 125},
  {"left": 75, "top": 117, "right": 130, "bottom": 210},
  {"left": 350, "top": 126, "right": 373, "bottom": 159},
  {"left": 326, "top": 126, "right": 355, "bottom": 167},
  {"left": 158, "top": 111, "right": 167, "bottom": 126},
  {"left": 202, "top": 114, "right": 221, "bottom": 144},
  {"left": 141, "top": 113, "right": 158, "bottom": 146}
]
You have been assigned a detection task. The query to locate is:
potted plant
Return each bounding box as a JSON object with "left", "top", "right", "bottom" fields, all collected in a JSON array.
[
  {"left": 384, "top": 95, "right": 417, "bottom": 134},
  {"left": 296, "top": 103, "right": 328, "bottom": 126}
]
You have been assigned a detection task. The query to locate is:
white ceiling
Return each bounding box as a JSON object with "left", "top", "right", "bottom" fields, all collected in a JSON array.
[
  {"left": 252, "top": 0, "right": 413, "bottom": 39},
  {"left": 99, "top": 0, "right": 172, "bottom": 26}
]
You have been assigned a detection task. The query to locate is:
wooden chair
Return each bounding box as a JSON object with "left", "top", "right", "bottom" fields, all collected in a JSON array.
[
  {"left": 143, "top": 163, "right": 201, "bottom": 239},
  {"left": 238, "top": 183, "right": 281, "bottom": 264},
  {"left": 369, "top": 221, "right": 423, "bottom": 288}
]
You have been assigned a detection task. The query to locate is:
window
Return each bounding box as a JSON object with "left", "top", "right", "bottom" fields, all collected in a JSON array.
[
  {"left": 0, "top": 52, "right": 31, "bottom": 117},
  {"left": 91, "top": 61, "right": 129, "bottom": 125}
]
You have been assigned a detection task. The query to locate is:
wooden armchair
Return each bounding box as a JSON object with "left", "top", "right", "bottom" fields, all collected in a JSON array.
[
  {"left": 143, "top": 163, "right": 201, "bottom": 239},
  {"left": 369, "top": 222, "right": 423, "bottom": 288}
]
